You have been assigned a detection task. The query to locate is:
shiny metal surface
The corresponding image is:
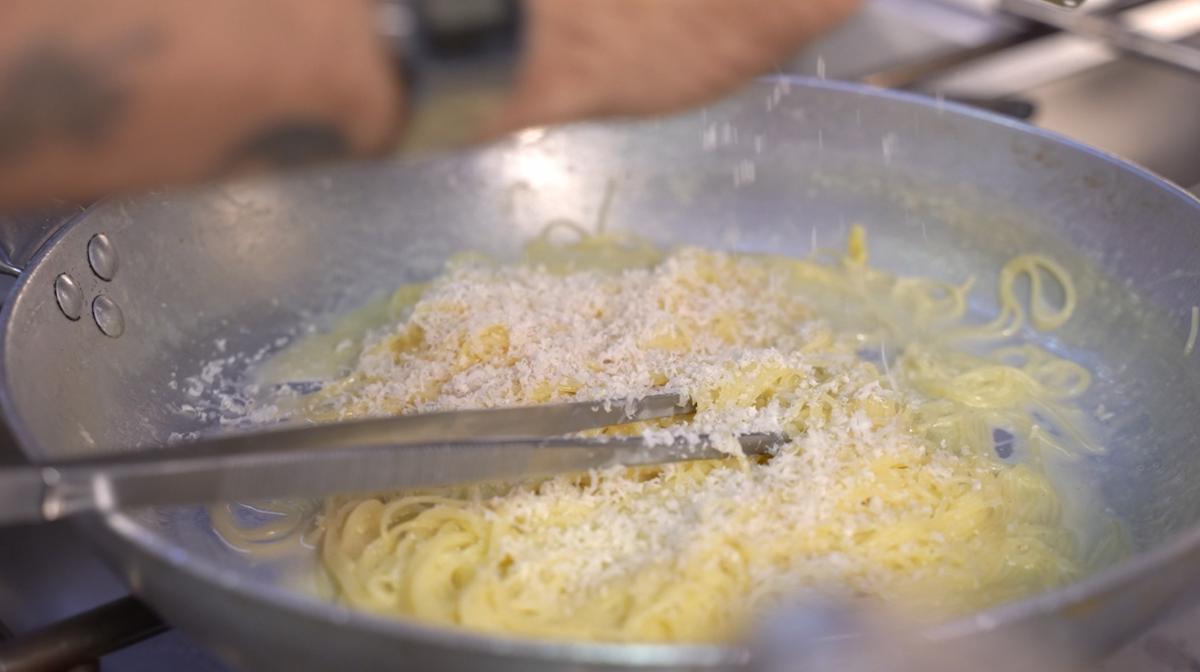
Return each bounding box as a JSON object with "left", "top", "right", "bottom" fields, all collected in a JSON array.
[
  {"left": 52, "top": 274, "right": 82, "bottom": 321},
  {"left": 0, "top": 258, "right": 20, "bottom": 279},
  {"left": 0, "top": 392, "right": 698, "bottom": 524},
  {"left": 3, "top": 433, "right": 779, "bottom": 525},
  {"left": 752, "top": 600, "right": 1083, "bottom": 672},
  {"left": 1023, "top": 31, "right": 1200, "bottom": 188},
  {"left": 921, "top": 0, "right": 1200, "bottom": 97},
  {"left": 0, "top": 208, "right": 83, "bottom": 280},
  {"left": 999, "top": 0, "right": 1200, "bottom": 75},
  {"left": 90, "top": 296, "right": 124, "bottom": 338},
  {"left": 86, "top": 234, "right": 118, "bottom": 282},
  {"left": 1, "top": 78, "right": 1199, "bottom": 671},
  {"left": 793, "top": 0, "right": 1200, "bottom": 192}
]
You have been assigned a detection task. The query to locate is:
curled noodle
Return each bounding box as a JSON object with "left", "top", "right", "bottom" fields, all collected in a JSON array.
[{"left": 232, "top": 225, "right": 1118, "bottom": 643}]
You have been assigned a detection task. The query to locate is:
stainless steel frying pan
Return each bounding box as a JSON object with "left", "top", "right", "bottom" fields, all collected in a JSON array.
[{"left": 2, "top": 78, "right": 1199, "bottom": 671}]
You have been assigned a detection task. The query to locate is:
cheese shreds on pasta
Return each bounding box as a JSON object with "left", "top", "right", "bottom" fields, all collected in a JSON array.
[{"left": 239, "top": 226, "right": 1111, "bottom": 644}]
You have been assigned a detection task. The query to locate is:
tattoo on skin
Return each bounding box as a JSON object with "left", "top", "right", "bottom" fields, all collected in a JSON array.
[
  {"left": 0, "top": 27, "right": 163, "bottom": 163},
  {"left": 0, "top": 25, "right": 348, "bottom": 179},
  {"left": 221, "top": 122, "right": 350, "bottom": 172}
]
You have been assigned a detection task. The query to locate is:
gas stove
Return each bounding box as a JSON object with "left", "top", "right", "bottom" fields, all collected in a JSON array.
[{"left": 2, "top": 1, "right": 1199, "bottom": 669}]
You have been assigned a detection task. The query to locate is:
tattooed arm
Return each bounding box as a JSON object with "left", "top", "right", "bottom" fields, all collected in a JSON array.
[
  {"left": 0, "top": 0, "right": 400, "bottom": 207},
  {"left": 0, "top": 0, "right": 859, "bottom": 209}
]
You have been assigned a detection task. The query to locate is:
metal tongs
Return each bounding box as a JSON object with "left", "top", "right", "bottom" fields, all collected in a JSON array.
[{"left": 0, "top": 393, "right": 783, "bottom": 525}]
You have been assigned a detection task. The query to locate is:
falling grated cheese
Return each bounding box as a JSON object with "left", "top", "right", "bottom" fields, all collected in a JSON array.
[{"left": 1186, "top": 306, "right": 1199, "bottom": 356}]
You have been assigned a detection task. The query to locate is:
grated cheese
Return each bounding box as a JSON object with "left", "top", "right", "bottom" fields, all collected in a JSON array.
[{"left": 294, "top": 241, "right": 1096, "bottom": 642}]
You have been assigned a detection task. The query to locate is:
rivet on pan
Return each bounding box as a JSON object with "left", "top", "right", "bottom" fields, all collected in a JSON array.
[
  {"left": 54, "top": 273, "right": 83, "bottom": 321},
  {"left": 92, "top": 295, "right": 125, "bottom": 338},
  {"left": 87, "top": 233, "right": 118, "bottom": 281}
]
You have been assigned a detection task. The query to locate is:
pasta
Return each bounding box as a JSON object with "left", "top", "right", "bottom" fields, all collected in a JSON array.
[{"left": 244, "top": 226, "right": 1116, "bottom": 643}]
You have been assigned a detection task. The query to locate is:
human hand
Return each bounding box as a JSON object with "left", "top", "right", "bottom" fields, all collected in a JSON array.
[
  {"left": 0, "top": 0, "right": 861, "bottom": 208},
  {"left": 491, "top": 0, "right": 862, "bottom": 134}
]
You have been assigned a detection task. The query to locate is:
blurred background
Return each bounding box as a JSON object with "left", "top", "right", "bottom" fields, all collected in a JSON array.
[
  {"left": 789, "top": 0, "right": 1200, "bottom": 189},
  {"left": 1, "top": 0, "right": 1198, "bottom": 669}
]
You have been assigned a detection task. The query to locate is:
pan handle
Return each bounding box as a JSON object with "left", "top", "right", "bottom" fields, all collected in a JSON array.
[
  {"left": 0, "top": 596, "right": 166, "bottom": 672},
  {"left": 0, "top": 207, "right": 86, "bottom": 279}
]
